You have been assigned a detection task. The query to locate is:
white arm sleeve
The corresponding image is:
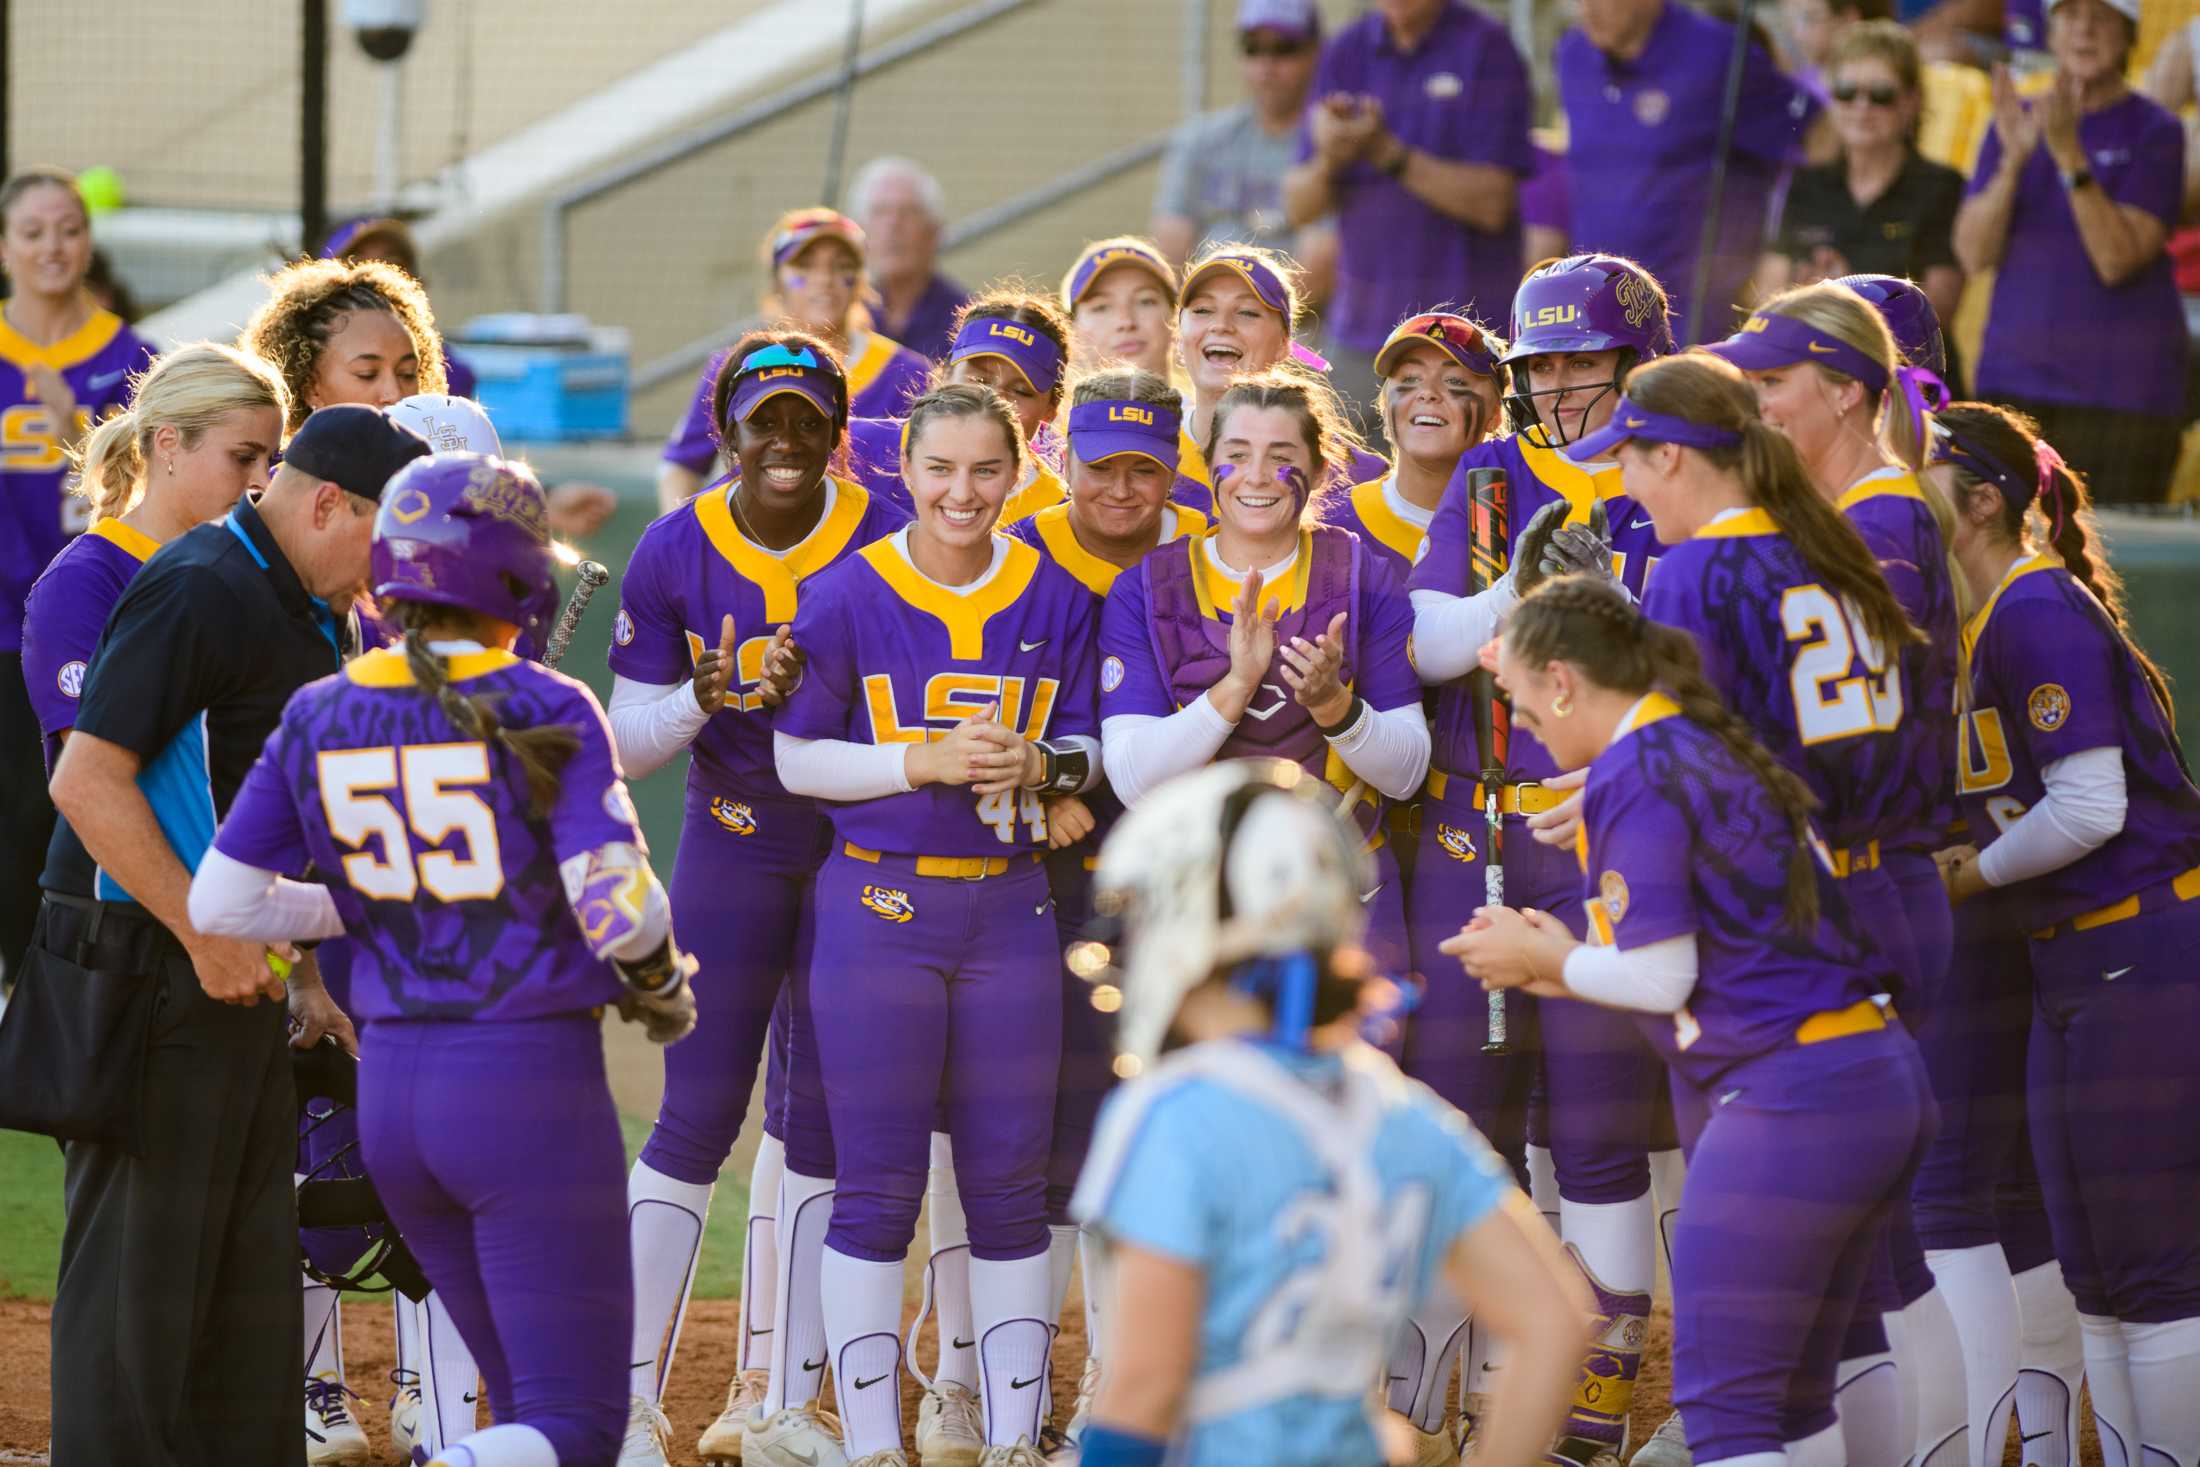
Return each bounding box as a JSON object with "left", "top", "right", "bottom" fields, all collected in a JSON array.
[
  {"left": 186, "top": 847, "right": 347, "bottom": 943},
  {"left": 773, "top": 731, "right": 915, "bottom": 802},
  {"left": 1101, "top": 699, "right": 1238, "bottom": 807},
  {"left": 1326, "top": 700, "right": 1433, "bottom": 801},
  {"left": 606, "top": 675, "right": 710, "bottom": 781},
  {"left": 1977, "top": 746, "right": 2127, "bottom": 888},
  {"left": 1560, "top": 934, "right": 1699, "bottom": 1013},
  {"left": 1408, "top": 576, "right": 1519, "bottom": 684}
]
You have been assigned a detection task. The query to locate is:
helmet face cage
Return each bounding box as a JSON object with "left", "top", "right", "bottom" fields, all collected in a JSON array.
[
  {"left": 1498, "top": 255, "right": 1670, "bottom": 447},
  {"left": 293, "top": 1041, "right": 432, "bottom": 1300},
  {"left": 1501, "top": 349, "right": 1636, "bottom": 447}
]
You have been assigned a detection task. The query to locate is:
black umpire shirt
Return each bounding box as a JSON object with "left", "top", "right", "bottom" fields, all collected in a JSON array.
[{"left": 42, "top": 493, "right": 353, "bottom": 901}]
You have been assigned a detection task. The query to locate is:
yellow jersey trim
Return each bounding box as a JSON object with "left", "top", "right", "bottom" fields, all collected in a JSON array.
[
  {"left": 1959, "top": 552, "right": 2058, "bottom": 680},
  {"left": 1032, "top": 502, "right": 1209, "bottom": 598},
  {"left": 999, "top": 463, "right": 1068, "bottom": 528},
  {"left": 846, "top": 332, "right": 908, "bottom": 400},
  {"left": 1690, "top": 507, "right": 1780, "bottom": 540},
  {"left": 1177, "top": 426, "right": 1211, "bottom": 488},
  {"left": 1518, "top": 439, "right": 1627, "bottom": 525},
  {"left": 345, "top": 646, "right": 521, "bottom": 687},
  {"left": 693, "top": 476, "right": 872, "bottom": 623},
  {"left": 0, "top": 306, "right": 124, "bottom": 373},
  {"left": 88, "top": 516, "right": 161, "bottom": 563},
  {"left": 1346, "top": 477, "right": 1427, "bottom": 563},
  {"left": 858, "top": 534, "right": 1043, "bottom": 660},
  {"left": 1189, "top": 529, "right": 1313, "bottom": 619},
  {"left": 1835, "top": 469, "right": 1929, "bottom": 513}
]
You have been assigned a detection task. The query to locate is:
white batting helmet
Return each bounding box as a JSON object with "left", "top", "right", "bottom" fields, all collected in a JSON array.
[{"left": 388, "top": 394, "right": 502, "bottom": 457}]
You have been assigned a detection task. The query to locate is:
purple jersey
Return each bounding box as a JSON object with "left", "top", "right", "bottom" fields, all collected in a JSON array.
[
  {"left": 662, "top": 333, "right": 933, "bottom": 476},
  {"left": 610, "top": 477, "right": 908, "bottom": 797},
  {"left": 1412, "top": 432, "right": 1664, "bottom": 782},
  {"left": 0, "top": 309, "right": 156, "bottom": 651},
  {"left": 213, "top": 647, "right": 646, "bottom": 1024},
  {"left": 20, "top": 516, "right": 159, "bottom": 768},
  {"left": 836, "top": 418, "right": 1063, "bottom": 520},
  {"left": 1581, "top": 695, "right": 1894, "bottom": 1089},
  {"left": 1957, "top": 555, "right": 2200, "bottom": 928},
  {"left": 1640, "top": 508, "right": 1910, "bottom": 852},
  {"left": 777, "top": 531, "right": 1102, "bottom": 856},
  {"left": 1839, "top": 471, "right": 1957, "bottom": 847},
  {"left": 1316, "top": 475, "right": 1436, "bottom": 579}
]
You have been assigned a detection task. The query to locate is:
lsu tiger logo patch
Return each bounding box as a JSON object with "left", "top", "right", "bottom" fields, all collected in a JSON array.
[
  {"left": 861, "top": 885, "right": 915, "bottom": 923},
  {"left": 710, "top": 797, "right": 757, "bottom": 835},
  {"left": 1436, "top": 823, "right": 1477, "bottom": 863},
  {"left": 2027, "top": 683, "right": 2071, "bottom": 733},
  {"left": 1599, "top": 870, "right": 1630, "bottom": 925}
]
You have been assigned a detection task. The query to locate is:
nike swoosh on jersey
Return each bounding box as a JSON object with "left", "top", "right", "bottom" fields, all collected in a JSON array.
[
  {"left": 1631, "top": 517, "right": 1652, "bottom": 530},
  {"left": 86, "top": 369, "right": 127, "bottom": 389},
  {"left": 1020, "top": 638, "right": 1048, "bottom": 651},
  {"left": 2104, "top": 966, "right": 2132, "bottom": 980}
]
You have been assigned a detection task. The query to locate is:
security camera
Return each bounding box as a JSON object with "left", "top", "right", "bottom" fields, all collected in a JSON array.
[{"left": 342, "top": 0, "right": 423, "bottom": 62}]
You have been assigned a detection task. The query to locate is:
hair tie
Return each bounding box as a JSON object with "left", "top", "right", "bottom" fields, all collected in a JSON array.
[
  {"left": 2034, "top": 439, "right": 2071, "bottom": 540},
  {"left": 1893, "top": 365, "right": 1947, "bottom": 450},
  {"left": 1289, "top": 340, "right": 1331, "bottom": 373}
]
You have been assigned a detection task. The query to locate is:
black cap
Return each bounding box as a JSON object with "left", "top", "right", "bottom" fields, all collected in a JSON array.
[{"left": 284, "top": 404, "right": 431, "bottom": 502}]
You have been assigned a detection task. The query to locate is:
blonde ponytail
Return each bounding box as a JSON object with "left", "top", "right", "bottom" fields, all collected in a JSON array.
[
  {"left": 72, "top": 407, "right": 146, "bottom": 522},
  {"left": 67, "top": 343, "right": 290, "bottom": 525}
]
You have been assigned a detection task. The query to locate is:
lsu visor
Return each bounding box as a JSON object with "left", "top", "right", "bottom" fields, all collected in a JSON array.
[
  {"left": 948, "top": 315, "right": 1065, "bottom": 397},
  {"left": 1063, "top": 239, "right": 1178, "bottom": 309},
  {"left": 1929, "top": 418, "right": 2075, "bottom": 532},
  {"left": 770, "top": 208, "right": 866, "bottom": 270},
  {"left": 1068, "top": 400, "right": 1182, "bottom": 473},
  {"left": 1375, "top": 312, "right": 1503, "bottom": 378},
  {"left": 1182, "top": 251, "right": 1292, "bottom": 317},
  {"left": 1565, "top": 397, "right": 1742, "bottom": 462},
  {"left": 727, "top": 344, "right": 846, "bottom": 424}
]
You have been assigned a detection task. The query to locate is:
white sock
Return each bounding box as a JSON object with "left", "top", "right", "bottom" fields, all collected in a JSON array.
[
  {"left": 1528, "top": 1143, "right": 1562, "bottom": 1233},
  {"left": 1560, "top": 1193, "right": 1656, "bottom": 1298},
  {"left": 426, "top": 1422, "right": 556, "bottom": 1466},
  {"left": 2016, "top": 1262, "right": 2084, "bottom": 1467},
  {"left": 1465, "top": 1317, "right": 1509, "bottom": 1404},
  {"left": 625, "top": 1159, "right": 712, "bottom": 1402},
  {"left": 926, "top": 1132, "right": 978, "bottom": 1392},
  {"left": 1079, "top": 1228, "right": 1107, "bottom": 1365},
  {"left": 2124, "top": 1316, "right": 2200, "bottom": 1467},
  {"left": 971, "top": 1252, "right": 1054, "bottom": 1447},
  {"left": 1927, "top": 1245, "right": 2020, "bottom": 1467},
  {"left": 418, "top": 1291, "right": 482, "bottom": 1451},
  {"left": 822, "top": 1246, "right": 906, "bottom": 1457},
  {"left": 1387, "top": 1281, "right": 1469, "bottom": 1431},
  {"left": 1043, "top": 1224, "right": 1080, "bottom": 1421},
  {"left": 1903, "top": 1285, "right": 1970, "bottom": 1467},
  {"left": 395, "top": 1289, "right": 421, "bottom": 1389},
  {"left": 740, "top": 1133, "right": 784, "bottom": 1375},
  {"left": 2084, "top": 1313, "right": 2139, "bottom": 1467},
  {"left": 1883, "top": 1301, "right": 1923, "bottom": 1467},
  {"left": 1786, "top": 1423, "right": 1844, "bottom": 1467},
  {"left": 767, "top": 1168, "right": 834, "bottom": 1415},
  {"left": 1838, "top": 1349, "right": 1908, "bottom": 1467},
  {"left": 1649, "top": 1148, "right": 1686, "bottom": 1279},
  {"left": 304, "top": 1276, "right": 344, "bottom": 1381}
]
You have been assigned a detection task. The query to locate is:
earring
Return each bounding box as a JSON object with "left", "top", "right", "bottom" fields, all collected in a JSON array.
[
  {"left": 1551, "top": 692, "right": 1574, "bottom": 719},
  {"left": 164, "top": 457, "right": 176, "bottom": 476}
]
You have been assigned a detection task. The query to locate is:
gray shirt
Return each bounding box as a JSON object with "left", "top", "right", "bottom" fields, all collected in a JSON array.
[{"left": 1153, "top": 103, "right": 1299, "bottom": 254}]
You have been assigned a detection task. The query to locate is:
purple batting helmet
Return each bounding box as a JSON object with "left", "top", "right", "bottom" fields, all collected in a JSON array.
[
  {"left": 1499, "top": 254, "right": 1674, "bottom": 442},
  {"left": 371, "top": 453, "right": 559, "bottom": 639},
  {"left": 1834, "top": 274, "right": 1947, "bottom": 380}
]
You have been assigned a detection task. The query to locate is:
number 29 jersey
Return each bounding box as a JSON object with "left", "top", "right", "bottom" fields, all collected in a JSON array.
[{"left": 213, "top": 647, "right": 645, "bottom": 1024}]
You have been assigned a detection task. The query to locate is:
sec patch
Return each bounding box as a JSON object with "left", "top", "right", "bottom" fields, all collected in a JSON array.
[
  {"left": 861, "top": 885, "right": 915, "bottom": 923},
  {"left": 2027, "top": 683, "right": 2070, "bottom": 732},
  {"left": 1599, "top": 869, "right": 1630, "bottom": 924},
  {"left": 613, "top": 609, "right": 635, "bottom": 647},
  {"left": 1100, "top": 655, "right": 1125, "bottom": 694},
  {"left": 56, "top": 659, "right": 86, "bottom": 699}
]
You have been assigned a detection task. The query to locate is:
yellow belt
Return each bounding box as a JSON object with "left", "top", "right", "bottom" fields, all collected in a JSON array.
[
  {"left": 1827, "top": 840, "right": 1881, "bottom": 879},
  {"left": 1795, "top": 998, "right": 1892, "bottom": 1045},
  {"left": 2030, "top": 863, "right": 2200, "bottom": 940},
  {"left": 841, "top": 843, "right": 1038, "bottom": 880},
  {"left": 1423, "top": 769, "right": 1566, "bottom": 816}
]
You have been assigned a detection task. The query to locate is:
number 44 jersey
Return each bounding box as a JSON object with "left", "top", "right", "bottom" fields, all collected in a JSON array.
[{"left": 212, "top": 646, "right": 645, "bottom": 1023}]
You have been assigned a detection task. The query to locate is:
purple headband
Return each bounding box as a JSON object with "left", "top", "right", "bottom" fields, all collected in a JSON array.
[
  {"left": 1068, "top": 399, "right": 1182, "bottom": 472},
  {"left": 1929, "top": 421, "right": 2073, "bottom": 537},
  {"left": 1565, "top": 397, "right": 1743, "bottom": 461},
  {"left": 949, "top": 316, "right": 1065, "bottom": 397},
  {"left": 1065, "top": 241, "right": 1175, "bottom": 308},
  {"left": 1708, "top": 312, "right": 1892, "bottom": 396},
  {"left": 1183, "top": 252, "right": 1292, "bottom": 317}
]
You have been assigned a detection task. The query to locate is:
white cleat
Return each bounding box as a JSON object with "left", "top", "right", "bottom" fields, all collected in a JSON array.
[
  {"left": 697, "top": 1367, "right": 772, "bottom": 1463},
  {"left": 303, "top": 1372, "right": 373, "bottom": 1467},
  {"left": 1060, "top": 1356, "right": 1101, "bottom": 1448},
  {"left": 1456, "top": 1391, "right": 1492, "bottom": 1464},
  {"left": 745, "top": 1398, "right": 851, "bottom": 1467},
  {"left": 1630, "top": 1411, "right": 1692, "bottom": 1467},
  {"left": 916, "top": 1380, "right": 985, "bottom": 1467},
  {"left": 388, "top": 1374, "right": 423, "bottom": 1462},
  {"left": 978, "top": 1440, "right": 1050, "bottom": 1467},
  {"left": 849, "top": 1454, "right": 912, "bottom": 1467},
  {"left": 618, "top": 1393, "right": 673, "bottom": 1465}
]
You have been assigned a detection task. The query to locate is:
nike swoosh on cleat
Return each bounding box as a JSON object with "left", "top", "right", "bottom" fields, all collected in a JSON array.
[
  {"left": 1012, "top": 1374, "right": 1042, "bottom": 1390},
  {"left": 802, "top": 1356, "right": 825, "bottom": 1372},
  {"left": 463, "top": 1390, "right": 479, "bottom": 1404},
  {"left": 1020, "top": 638, "right": 1048, "bottom": 651},
  {"left": 952, "top": 1336, "right": 975, "bottom": 1350},
  {"left": 2104, "top": 966, "right": 2132, "bottom": 980},
  {"left": 784, "top": 1448, "right": 819, "bottom": 1466},
  {"left": 855, "top": 1373, "right": 888, "bottom": 1390}
]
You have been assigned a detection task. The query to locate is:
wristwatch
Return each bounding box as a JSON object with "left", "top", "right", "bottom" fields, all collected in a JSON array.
[{"left": 2058, "top": 162, "right": 2095, "bottom": 193}]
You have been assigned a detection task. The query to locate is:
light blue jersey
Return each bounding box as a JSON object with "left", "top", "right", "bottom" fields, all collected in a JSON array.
[{"left": 1072, "top": 1038, "right": 1514, "bottom": 1467}]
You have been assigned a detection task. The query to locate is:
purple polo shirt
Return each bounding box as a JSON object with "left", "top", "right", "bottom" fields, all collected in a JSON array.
[
  {"left": 876, "top": 271, "right": 972, "bottom": 363},
  {"left": 1556, "top": 2, "right": 1818, "bottom": 343},
  {"left": 1968, "top": 92, "right": 2186, "bottom": 419},
  {"left": 1296, "top": 0, "right": 1534, "bottom": 351}
]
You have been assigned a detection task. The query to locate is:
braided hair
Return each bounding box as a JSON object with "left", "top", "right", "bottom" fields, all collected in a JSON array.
[
  {"left": 1507, "top": 575, "right": 1826, "bottom": 932},
  {"left": 384, "top": 601, "right": 580, "bottom": 819}
]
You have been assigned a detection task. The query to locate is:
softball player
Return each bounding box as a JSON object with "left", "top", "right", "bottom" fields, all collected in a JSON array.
[
  {"left": 773, "top": 382, "right": 1103, "bottom": 1467},
  {"left": 1061, "top": 236, "right": 1179, "bottom": 383},
  {"left": 608, "top": 333, "right": 908, "bottom": 1467},
  {"left": 1448, "top": 573, "right": 1934, "bottom": 1467},
  {"left": 1406, "top": 255, "right": 1677, "bottom": 1467},
  {"left": 661, "top": 208, "right": 931, "bottom": 508},
  {"left": 188, "top": 452, "right": 698, "bottom": 1467},
  {"left": 938, "top": 291, "right": 1074, "bottom": 522},
  {"left": 1071, "top": 759, "right": 1592, "bottom": 1467},
  {"left": 240, "top": 255, "right": 447, "bottom": 430},
  {"left": 1931, "top": 401, "right": 2200, "bottom": 1467}
]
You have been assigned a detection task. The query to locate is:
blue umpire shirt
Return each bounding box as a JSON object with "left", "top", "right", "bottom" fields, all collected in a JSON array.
[{"left": 42, "top": 493, "right": 354, "bottom": 902}]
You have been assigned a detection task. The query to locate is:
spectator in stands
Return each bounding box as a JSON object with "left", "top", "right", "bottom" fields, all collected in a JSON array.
[
  {"left": 1557, "top": 0, "right": 1828, "bottom": 345},
  {"left": 1280, "top": 0, "right": 1533, "bottom": 430},
  {"left": 1954, "top": 0, "right": 2187, "bottom": 502},
  {"left": 1520, "top": 134, "right": 1573, "bottom": 267},
  {"left": 1152, "top": 0, "right": 1325, "bottom": 267},
  {"left": 849, "top": 157, "right": 970, "bottom": 363},
  {"left": 1762, "top": 23, "right": 1965, "bottom": 336},
  {"left": 1778, "top": 0, "right": 1891, "bottom": 100}
]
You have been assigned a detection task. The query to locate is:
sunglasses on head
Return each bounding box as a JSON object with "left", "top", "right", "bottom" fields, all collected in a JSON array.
[
  {"left": 1240, "top": 35, "right": 1309, "bottom": 58},
  {"left": 1832, "top": 80, "right": 1902, "bottom": 106}
]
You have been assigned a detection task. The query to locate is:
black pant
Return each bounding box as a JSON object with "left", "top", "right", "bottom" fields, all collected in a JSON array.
[
  {"left": 0, "top": 653, "right": 56, "bottom": 986},
  {"left": 1998, "top": 396, "right": 2186, "bottom": 506},
  {"left": 41, "top": 899, "right": 305, "bottom": 1466}
]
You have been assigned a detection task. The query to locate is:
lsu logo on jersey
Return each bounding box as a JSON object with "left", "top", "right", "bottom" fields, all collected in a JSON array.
[
  {"left": 2027, "top": 683, "right": 2071, "bottom": 733},
  {"left": 2, "top": 402, "right": 93, "bottom": 477},
  {"left": 56, "top": 660, "right": 86, "bottom": 699},
  {"left": 1599, "top": 870, "right": 1630, "bottom": 924},
  {"left": 861, "top": 885, "right": 915, "bottom": 923},
  {"left": 863, "top": 672, "right": 1060, "bottom": 743},
  {"left": 709, "top": 797, "right": 757, "bottom": 835},
  {"left": 1436, "top": 823, "right": 1477, "bottom": 863},
  {"left": 685, "top": 627, "right": 775, "bottom": 713}
]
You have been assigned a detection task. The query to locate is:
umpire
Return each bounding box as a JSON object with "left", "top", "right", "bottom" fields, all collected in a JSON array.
[{"left": 18, "top": 404, "right": 427, "bottom": 1464}]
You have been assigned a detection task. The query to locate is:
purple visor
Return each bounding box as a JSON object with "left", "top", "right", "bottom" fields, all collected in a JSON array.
[
  {"left": 1707, "top": 312, "right": 1891, "bottom": 395},
  {"left": 949, "top": 316, "right": 1065, "bottom": 396},
  {"left": 770, "top": 208, "right": 865, "bottom": 270},
  {"left": 1068, "top": 400, "right": 1182, "bottom": 472},
  {"left": 1566, "top": 397, "right": 1743, "bottom": 461},
  {"left": 1064, "top": 241, "right": 1177, "bottom": 309},
  {"left": 729, "top": 364, "right": 843, "bottom": 425},
  {"left": 1182, "top": 252, "right": 1291, "bottom": 316}
]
